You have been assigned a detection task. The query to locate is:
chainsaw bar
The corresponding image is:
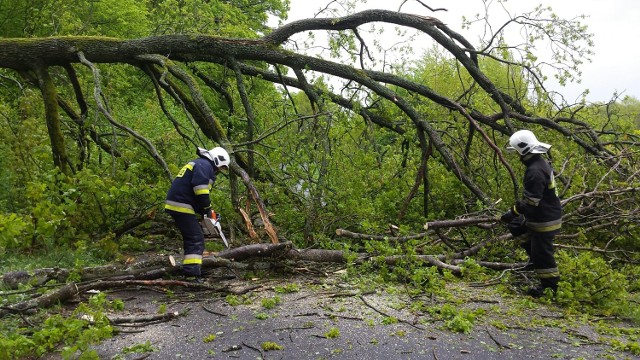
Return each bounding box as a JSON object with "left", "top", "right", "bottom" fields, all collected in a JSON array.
[{"left": 203, "top": 216, "right": 229, "bottom": 248}]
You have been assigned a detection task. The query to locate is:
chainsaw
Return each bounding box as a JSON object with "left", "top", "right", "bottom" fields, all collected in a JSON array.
[{"left": 203, "top": 211, "right": 229, "bottom": 248}]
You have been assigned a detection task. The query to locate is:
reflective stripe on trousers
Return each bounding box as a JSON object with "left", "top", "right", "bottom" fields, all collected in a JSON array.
[
  {"left": 167, "top": 210, "right": 204, "bottom": 276},
  {"left": 520, "top": 230, "right": 560, "bottom": 280}
]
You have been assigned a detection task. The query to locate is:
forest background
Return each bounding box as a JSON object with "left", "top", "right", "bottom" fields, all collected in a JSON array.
[{"left": 0, "top": 0, "right": 639, "bottom": 358}]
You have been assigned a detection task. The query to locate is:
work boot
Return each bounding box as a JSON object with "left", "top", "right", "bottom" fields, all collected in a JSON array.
[
  {"left": 526, "top": 286, "right": 546, "bottom": 298},
  {"left": 184, "top": 276, "right": 204, "bottom": 284},
  {"left": 540, "top": 277, "right": 559, "bottom": 295},
  {"left": 526, "top": 282, "right": 558, "bottom": 298},
  {"left": 190, "top": 277, "right": 204, "bottom": 284}
]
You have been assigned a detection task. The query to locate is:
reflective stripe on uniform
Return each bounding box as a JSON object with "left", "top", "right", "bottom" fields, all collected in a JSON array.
[
  {"left": 183, "top": 254, "right": 203, "bottom": 265},
  {"left": 193, "top": 184, "right": 210, "bottom": 195},
  {"left": 524, "top": 195, "right": 541, "bottom": 206},
  {"left": 527, "top": 219, "right": 562, "bottom": 232},
  {"left": 176, "top": 162, "right": 195, "bottom": 178},
  {"left": 550, "top": 173, "right": 559, "bottom": 196},
  {"left": 165, "top": 200, "right": 196, "bottom": 214},
  {"left": 536, "top": 267, "right": 560, "bottom": 278}
]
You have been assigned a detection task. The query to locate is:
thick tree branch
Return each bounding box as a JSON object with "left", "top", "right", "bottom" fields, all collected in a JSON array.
[
  {"left": 32, "top": 63, "right": 74, "bottom": 176},
  {"left": 78, "top": 52, "right": 172, "bottom": 180}
]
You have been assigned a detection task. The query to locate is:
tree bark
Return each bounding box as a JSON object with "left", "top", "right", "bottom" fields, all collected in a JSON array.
[{"left": 33, "top": 63, "right": 73, "bottom": 176}]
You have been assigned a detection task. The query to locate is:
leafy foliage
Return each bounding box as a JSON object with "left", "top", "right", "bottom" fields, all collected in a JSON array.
[
  {"left": 427, "top": 303, "right": 485, "bottom": 334},
  {"left": 0, "top": 293, "right": 116, "bottom": 359},
  {"left": 261, "top": 295, "right": 282, "bottom": 309},
  {"left": 121, "top": 340, "right": 156, "bottom": 355},
  {"left": 556, "top": 251, "right": 640, "bottom": 322}
]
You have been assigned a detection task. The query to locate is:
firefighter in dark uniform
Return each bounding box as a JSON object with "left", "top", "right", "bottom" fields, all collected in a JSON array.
[
  {"left": 501, "top": 130, "right": 562, "bottom": 297},
  {"left": 165, "top": 147, "right": 230, "bottom": 282}
]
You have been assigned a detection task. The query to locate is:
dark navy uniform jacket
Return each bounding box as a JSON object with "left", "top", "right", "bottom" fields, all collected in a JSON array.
[
  {"left": 165, "top": 157, "right": 217, "bottom": 216},
  {"left": 513, "top": 154, "right": 562, "bottom": 232}
]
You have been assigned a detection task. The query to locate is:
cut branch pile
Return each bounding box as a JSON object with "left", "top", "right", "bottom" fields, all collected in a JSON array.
[
  {"left": 2, "top": 195, "right": 638, "bottom": 318},
  {"left": 0, "top": 216, "right": 512, "bottom": 318}
]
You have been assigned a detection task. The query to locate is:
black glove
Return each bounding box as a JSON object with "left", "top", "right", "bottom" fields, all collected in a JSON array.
[
  {"left": 507, "top": 215, "right": 527, "bottom": 237},
  {"left": 500, "top": 209, "right": 516, "bottom": 224}
]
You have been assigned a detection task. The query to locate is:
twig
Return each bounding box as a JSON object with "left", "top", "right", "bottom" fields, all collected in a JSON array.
[
  {"left": 111, "top": 319, "right": 174, "bottom": 327},
  {"left": 202, "top": 304, "right": 227, "bottom": 316},
  {"left": 335, "top": 216, "right": 497, "bottom": 242},
  {"left": 273, "top": 324, "right": 315, "bottom": 331},
  {"left": 358, "top": 294, "right": 424, "bottom": 330},
  {"left": 325, "top": 313, "right": 363, "bottom": 321},
  {"left": 358, "top": 294, "right": 390, "bottom": 318},
  {"left": 77, "top": 279, "right": 217, "bottom": 293},
  {"left": 0, "top": 288, "right": 39, "bottom": 296},
  {"left": 468, "top": 268, "right": 513, "bottom": 287},
  {"left": 228, "top": 285, "right": 262, "bottom": 295},
  {"left": 242, "top": 341, "right": 264, "bottom": 358},
  {"left": 108, "top": 312, "right": 181, "bottom": 324},
  {"left": 469, "top": 298, "right": 500, "bottom": 304},
  {"left": 486, "top": 327, "right": 511, "bottom": 349},
  {"left": 113, "top": 328, "right": 145, "bottom": 334},
  {"left": 328, "top": 291, "right": 361, "bottom": 298},
  {"left": 293, "top": 312, "right": 320, "bottom": 317}
]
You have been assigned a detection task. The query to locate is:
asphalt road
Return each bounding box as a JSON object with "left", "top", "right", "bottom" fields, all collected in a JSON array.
[{"left": 78, "top": 270, "right": 637, "bottom": 360}]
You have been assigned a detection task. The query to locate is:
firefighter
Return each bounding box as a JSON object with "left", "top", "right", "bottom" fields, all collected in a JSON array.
[
  {"left": 165, "top": 147, "right": 230, "bottom": 282},
  {"left": 501, "top": 130, "right": 562, "bottom": 297}
]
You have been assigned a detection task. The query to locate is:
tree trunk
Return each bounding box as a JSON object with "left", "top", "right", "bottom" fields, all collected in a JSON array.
[{"left": 33, "top": 64, "right": 73, "bottom": 176}]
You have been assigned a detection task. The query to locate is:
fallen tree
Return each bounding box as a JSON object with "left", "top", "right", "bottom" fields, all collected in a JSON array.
[
  {"left": 1, "top": 4, "right": 639, "bottom": 246},
  {"left": 0, "top": 2, "right": 639, "bottom": 325},
  {"left": 3, "top": 179, "right": 639, "bottom": 317}
]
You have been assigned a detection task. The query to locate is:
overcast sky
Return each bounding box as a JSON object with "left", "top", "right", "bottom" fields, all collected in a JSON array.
[{"left": 283, "top": 0, "right": 640, "bottom": 102}]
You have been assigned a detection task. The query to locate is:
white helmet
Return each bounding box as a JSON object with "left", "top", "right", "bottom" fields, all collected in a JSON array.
[
  {"left": 197, "top": 146, "right": 230, "bottom": 169},
  {"left": 506, "top": 130, "right": 551, "bottom": 155}
]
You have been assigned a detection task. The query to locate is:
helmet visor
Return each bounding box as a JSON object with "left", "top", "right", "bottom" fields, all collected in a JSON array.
[
  {"left": 529, "top": 142, "right": 551, "bottom": 154},
  {"left": 505, "top": 140, "right": 551, "bottom": 155}
]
